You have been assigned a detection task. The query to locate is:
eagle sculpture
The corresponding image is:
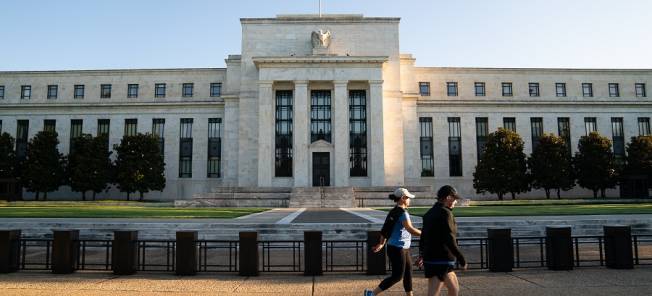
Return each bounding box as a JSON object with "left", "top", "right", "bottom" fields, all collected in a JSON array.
[{"left": 311, "top": 30, "right": 332, "bottom": 49}]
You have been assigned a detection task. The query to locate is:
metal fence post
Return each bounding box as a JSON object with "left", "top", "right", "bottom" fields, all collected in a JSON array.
[
  {"left": 604, "top": 225, "right": 633, "bottom": 269},
  {"left": 239, "top": 232, "right": 258, "bottom": 276},
  {"left": 366, "top": 231, "right": 386, "bottom": 275},
  {"left": 304, "top": 231, "right": 322, "bottom": 276},
  {"left": 545, "top": 226, "right": 573, "bottom": 270},
  {"left": 0, "top": 230, "right": 21, "bottom": 273},
  {"left": 112, "top": 231, "right": 138, "bottom": 275},
  {"left": 176, "top": 231, "right": 198, "bottom": 275},
  {"left": 52, "top": 230, "right": 79, "bottom": 274},
  {"left": 487, "top": 228, "right": 513, "bottom": 272}
]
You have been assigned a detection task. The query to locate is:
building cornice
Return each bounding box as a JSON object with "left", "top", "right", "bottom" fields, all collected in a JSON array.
[
  {"left": 241, "top": 15, "right": 399, "bottom": 24},
  {"left": 417, "top": 99, "right": 652, "bottom": 108},
  {"left": 253, "top": 56, "right": 388, "bottom": 68},
  {"left": 415, "top": 67, "right": 652, "bottom": 74},
  {"left": 0, "top": 68, "right": 226, "bottom": 75},
  {"left": 0, "top": 101, "right": 225, "bottom": 110}
]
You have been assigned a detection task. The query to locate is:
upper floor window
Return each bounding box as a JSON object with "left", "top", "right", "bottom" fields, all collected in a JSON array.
[
  {"left": 44, "top": 119, "right": 56, "bottom": 133},
  {"left": 0, "top": 85, "right": 4, "bottom": 99},
  {"left": 474, "top": 82, "right": 485, "bottom": 96},
  {"left": 555, "top": 83, "right": 566, "bottom": 97},
  {"left": 127, "top": 84, "right": 139, "bottom": 98},
  {"left": 584, "top": 117, "right": 597, "bottom": 135},
  {"left": 74, "top": 85, "right": 84, "bottom": 99},
  {"left": 609, "top": 83, "right": 620, "bottom": 97},
  {"left": 21, "top": 85, "right": 31, "bottom": 99},
  {"left": 155, "top": 83, "right": 166, "bottom": 98},
  {"left": 47, "top": 85, "right": 58, "bottom": 99},
  {"left": 419, "top": 82, "right": 430, "bottom": 96},
  {"left": 502, "top": 82, "right": 513, "bottom": 97},
  {"left": 636, "top": 83, "right": 647, "bottom": 97},
  {"left": 582, "top": 83, "right": 593, "bottom": 97},
  {"left": 529, "top": 83, "right": 540, "bottom": 97},
  {"left": 446, "top": 82, "right": 458, "bottom": 96},
  {"left": 183, "top": 83, "right": 194, "bottom": 97},
  {"left": 124, "top": 119, "right": 137, "bottom": 137},
  {"left": 210, "top": 83, "right": 222, "bottom": 97},
  {"left": 639, "top": 118, "right": 651, "bottom": 136},
  {"left": 503, "top": 117, "right": 516, "bottom": 132},
  {"left": 101, "top": 84, "right": 111, "bottom": 98}
]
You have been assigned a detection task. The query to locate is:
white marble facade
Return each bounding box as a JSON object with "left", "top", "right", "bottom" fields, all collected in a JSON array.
[{"left": 0, "top": 14, "right": 651, "bottom": 200}]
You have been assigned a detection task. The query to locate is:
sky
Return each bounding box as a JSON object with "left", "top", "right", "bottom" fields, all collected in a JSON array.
[{"left": 1, "top": 0, "right": 651, "bottom": 70}]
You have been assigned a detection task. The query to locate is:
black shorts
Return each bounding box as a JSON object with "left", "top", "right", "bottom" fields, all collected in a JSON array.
[{"left": 424, "top": 264, "right": 455, "bottom": 281}]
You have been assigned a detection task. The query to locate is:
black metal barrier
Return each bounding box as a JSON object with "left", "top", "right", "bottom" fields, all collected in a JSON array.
[{"left": 1, "top": 227, "right": 650, "bottom": 276}]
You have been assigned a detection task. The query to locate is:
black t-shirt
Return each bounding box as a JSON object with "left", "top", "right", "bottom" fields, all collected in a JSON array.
[{"left": 419, "top": 202, "right": 466, "bottom": 265}]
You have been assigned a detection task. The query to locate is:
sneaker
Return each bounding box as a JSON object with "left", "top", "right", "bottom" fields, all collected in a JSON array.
[{"left": 363, "top": 289, "right": 374, "bottom": 296}]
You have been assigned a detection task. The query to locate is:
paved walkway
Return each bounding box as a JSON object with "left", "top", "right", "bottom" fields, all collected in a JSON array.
[{"left": 1, "top": 267, "right": 650, "bottom": 295}]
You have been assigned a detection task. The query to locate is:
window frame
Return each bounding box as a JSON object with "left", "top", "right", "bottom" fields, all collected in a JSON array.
[
  {"left": 47, "top": 85, "right": 58, "bottom": 99},
  {"left": 529, "top": 82, "right": 540, "bottom": 97},
  {"left": 635, "top": 83, "right": 647, "bottom": 97},
  {"left": 182, "top": 83, "right": 194, "bottom": 98},
  {"left": 502, "top": 82, "right": 513, "bottom": 97},
  {"left": 419, "top": 82, "right": 430, "bottom": 96},
  {"left": 474, "top": 82, "right": 485, "bottom": 96},
  {"left": 155, "top": 83, "right": 166, "bottom": 98},
  {"left": 582, "top": 83, "right": 593, "bottom": 97},
  {"left": 446, "top": 82, "right": 458, "bottom": 97},
  {"left": 21, "top": 85, "right": 31, "bottom": 99},
  {"left": 555, "top": 83, "right": 567, "bottom": 97},
  {"left": 100, "top": 84, "right": 112, "bottom": 99},
  {"left": 74, "top": 84, "right": 85, "bottom": 99},
  {"left": 609, "top": 83, "right": 620, "bottom": 97},
  {"left": 210, "top": 83, "right": 222, "bottom": 97},
  {"left": 127, "top": 84, "right": 139, "bottom": 98}
]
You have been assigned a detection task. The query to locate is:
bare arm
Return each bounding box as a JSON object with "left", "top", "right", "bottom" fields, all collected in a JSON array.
[
  {"left": 402, "top": 216, "right": 422, "bottom": 236},
  {"left": 372, "top": 235, "right": 387, "bottom": 253}
]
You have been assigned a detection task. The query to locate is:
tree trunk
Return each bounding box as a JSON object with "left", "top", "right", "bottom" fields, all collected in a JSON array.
[
  {"left": 92, "top": 192, "right": 97, "bottom": 201},
  {"left": 139, "top": 191, "right": 144, "bottom": 201},
  {"left": 498, "top": 193, "right": 503, "bottom": 201},
  {"left": 556, "top": 188, "right": 561, "bottom": 199},
  {"left": 35, "top": 192, "right": 39, "bottom": 201},
  {"left": 593, "top": 189, "right": 598, "bottom": 198},
  {"left": 511, "top": 192, "right": 516, "bottom": 200},
  {"left": 600, "top": 188, "right": 606, "bottom": 198},
  {"left": 82, "top": 191, "right": 86, "bottom": 201},
  {"left": 545, "top": 189, "right": 551, "bottom": 199},
  {"left": 43, "top": 192, "right": 47, "bottom": 201},
  {"left": 126, "top": 192, "right": 130, "bottom": 201}
]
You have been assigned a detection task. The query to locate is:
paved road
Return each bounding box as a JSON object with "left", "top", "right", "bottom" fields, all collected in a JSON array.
[{"left": 1, "top": 267, "right": 651, "bottom": 295}]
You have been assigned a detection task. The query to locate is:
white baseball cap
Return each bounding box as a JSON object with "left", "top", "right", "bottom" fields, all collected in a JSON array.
[{"left": 393, "top": 187, "right": 415, "bottom": 199}]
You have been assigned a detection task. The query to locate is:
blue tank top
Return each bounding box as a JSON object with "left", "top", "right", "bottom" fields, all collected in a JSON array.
[{"left": 387, "top": 212, "right": 412, "bottom": 249}]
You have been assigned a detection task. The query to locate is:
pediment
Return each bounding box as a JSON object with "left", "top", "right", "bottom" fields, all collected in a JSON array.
[{"left": 309, "top": 139, "right": 333, "bottom": 148}]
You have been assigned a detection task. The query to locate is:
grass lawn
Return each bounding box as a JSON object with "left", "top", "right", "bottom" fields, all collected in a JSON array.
[
  {"left": 0, "top": 201, "right": 268, "bottom": 219},
  {"left": 399, "top": 203, "right": 652, "bottom": 217}
]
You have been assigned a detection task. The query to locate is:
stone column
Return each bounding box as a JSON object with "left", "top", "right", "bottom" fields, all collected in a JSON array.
[
  {"left": 402, "top": 97, "right": 419, "bottom": 183},
  {"left": 369, "top": 80, "right": 386, "bottom": 186},
  {"left": 222, "top": 96, "right": 240, "bottom": 185},
  {"left": 333, "top": 80, "right": 349, "bottom": 186},
  {"left": 293, "top": 81, "right": 310, "bottom": 187},
  {"left": 257, "top": 81, "right": 274, "bottom": 187}
]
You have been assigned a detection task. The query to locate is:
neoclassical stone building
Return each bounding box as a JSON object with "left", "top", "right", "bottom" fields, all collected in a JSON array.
[{"left": 1, "top": 14, "right": 651, "bottom": 203}]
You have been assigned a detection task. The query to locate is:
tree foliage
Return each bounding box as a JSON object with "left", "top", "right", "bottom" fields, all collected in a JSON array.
[
  {"left": 528, "top": 133, "right": 575, "bottom": 199},
  {"left": 0, "top": 133, "right": 16, "bottom": 179},
  {"left": 473, "top": 128, "right": 530, "bottom": 200},
  {"left": 21, "top": 131, "right": 66, "bottom": 200},
  {"left": 574, "top": 132, "right": 618, "bottom": 198},
  {"left": 624, "top": 136, "right": 652, "bottom": 184},
  {"left": 68, "top": 134, "right": 113, "bottom": 200},
  {"left": 114, "top": 133, "right": 165, "bottom": 201}
]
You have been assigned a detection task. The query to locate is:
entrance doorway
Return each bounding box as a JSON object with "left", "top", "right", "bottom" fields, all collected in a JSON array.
[{"left": 312, "top": 152, "right": 330, "bottom": 186}]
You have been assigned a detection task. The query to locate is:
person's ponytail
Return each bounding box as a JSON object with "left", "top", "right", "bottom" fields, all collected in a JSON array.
[{"left": 388, "top": 194, "right": 399, "bottom": 202}]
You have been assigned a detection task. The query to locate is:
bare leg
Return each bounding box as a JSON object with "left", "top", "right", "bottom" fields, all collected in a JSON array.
[
  {"left": 443, "top": 272, "right": 460, "bottom": 296},
  {"left": 427, "top": 277, "right": 444, "bottom": 296},
  {"left": 373, "top": 287, "right": 383, "bottom": 295}
]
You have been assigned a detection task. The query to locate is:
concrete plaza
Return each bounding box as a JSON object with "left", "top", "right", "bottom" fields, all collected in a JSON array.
[{"left": 1, "top": 267, "right": 651, "bottom": 296}]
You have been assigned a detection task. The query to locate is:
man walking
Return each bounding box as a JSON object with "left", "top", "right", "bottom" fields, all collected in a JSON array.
[{"left": 417, "top": 185, "right": 467, "bottom": 296}]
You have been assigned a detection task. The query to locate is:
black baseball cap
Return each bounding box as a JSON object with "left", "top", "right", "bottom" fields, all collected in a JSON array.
[{"left": 437, "top": 185, "right": 461, "bottom": 200}]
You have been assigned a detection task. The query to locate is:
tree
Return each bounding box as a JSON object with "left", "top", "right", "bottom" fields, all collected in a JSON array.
[
  {"left": 0, "top": 133, "right": 16, "bottom": 179},
  {"left": 528, "top": 133, "right": 575, "bottom": 199},
  {"left": 21, "top": 131, "right": 66, "bottom": 200},
  {"left": 574, "top": 132, "right": 618, "bottom": 198},
  {"left": 114, "top": 133, "right": 165, "bottom": 201},
  {"left": 474, "top": 128, "right": 530, "bottom": 200},
  {"left": 68, "top": 134, "right": 113, "bottom": 200},
  {"left": 624, "top": 136, "right": 652, "bottom": 183}
]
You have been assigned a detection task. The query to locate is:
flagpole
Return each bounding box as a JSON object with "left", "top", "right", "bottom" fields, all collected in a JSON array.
[{"left": 319, "top": 0, "right": 322, "bottom": 17}]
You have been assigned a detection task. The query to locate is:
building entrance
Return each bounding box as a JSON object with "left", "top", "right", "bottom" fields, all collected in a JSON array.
[{"left": 312, "top": 152, "right": 330, "bottom": 186}]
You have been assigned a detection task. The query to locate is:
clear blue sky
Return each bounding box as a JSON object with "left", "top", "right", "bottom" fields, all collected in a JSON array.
[{"left": 2, "top": 0, "right": 651, "bottom": 70}]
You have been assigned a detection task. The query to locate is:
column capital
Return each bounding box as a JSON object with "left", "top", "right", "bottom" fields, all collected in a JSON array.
[
  {"left": 369, "top": 80, "right": 384, "bottom": 86},
  {"left": 294, "top": 80, "right": 309, "bottom": 86},
  {"left": 257, "top": 80, "right": 274, "bottom": 87},
  {"left": 333, "top": 80, "right": 348, "bottom": 86}
]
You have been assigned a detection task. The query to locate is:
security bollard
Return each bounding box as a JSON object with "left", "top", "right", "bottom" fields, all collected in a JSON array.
[
  {"left": 52, "top": 230, "right": 79, "bottom": 274},
  {"left": 545, "top": 226, "right": 573, "bottom": 270},
  {"left": 304, "top": 231, "right": 322, "bottom": 276},
  {"left": 366, "top": 231, "right": 386, "bottom": 275},
  {"left": 487, "top": 228, "right": 513, "bottom": 272},
  {"left": 176, "top": 231, "right": 198, "bottom": 275},
  {"left": 112, "top": 231, "right": 138, "bottom": 275},
  {"left": 239, "top": 232, "right": 258, "bottom": 276},
  {"left": 0, "top": 230, "right": 21, "bottom": 273},
  {"left": 604, "top": 225, "right": 633, "bottom": 269}
]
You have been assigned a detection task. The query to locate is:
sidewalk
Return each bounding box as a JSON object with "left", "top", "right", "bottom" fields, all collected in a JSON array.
[{"left": 1, "top": 267, "right": 650, "bottom": 295}]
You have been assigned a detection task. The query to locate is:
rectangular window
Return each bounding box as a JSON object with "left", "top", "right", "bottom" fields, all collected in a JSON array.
[
  {"left": 210, "top": 83, "right": 222, "bottom": 97},
  {"left": 275, "top": 90, "right": 293, "bottom": 177},
  {"left": 419, "top": 117, "right": 434, "bottom": 177},
  {"left": 207, "top": 118, "right": 222, "bottom": 178},
  {"left": 179, "top": 118, "right": 193, "bottom": 178},
  {"left": 97, "top": 119, "right": 110, "bottom": 149},
  {"left": 555, "top": 83, "right": 566, "bottom": 97},
  {"left": 611, "top": 118, "right": 625, "bottom": 161},
  {"left": 531, "top": 117, "right": 543, "bottom": 151},
  {"left": 476, "top": 117, "right": 488, "bottom": 161},
  {"left": 310, "top": 90, "right": 332, "bottom": 142},
  {"left": 636, "top": 83, "right": 647, "bottom": 97},
  {"left": 474, "top": 82, "right": 485, "bottom": 96},
  {"left": 127, "top": 84, "right": 139, "bottom": 98},
  {"left": 0, "top": 120, "right": 2, "bottom": 133},
  {"left": 43, "top": 119, "right": 56, "bottom": 133},
  {"left": 349, "top": 90, "right": 367, "bottom": 177},
  {"left": 529, "top": 83, "right": 540, "bottom": 97},
  {"left": 152, "top": 118, "right": 165, "bottom": 156},
  {"left": 582, "top": 83, "right": 593, "bottom": 97},
  {"left": 447, "top": 82, "right": 458, "bottom": 96},
  {"left": 16, "top": 120, "right": 29, "bottom": 160},
  {"left": 183, "top": 83, "right": 194, "bottom": 97},
  {"left": 124, "top": 119, "right": 137, "bottom": 137},
  {"left": 155, "top": 83, "right": 166, "bottom": 98},
  {"left": 101, "top": 84, "right": 111, "bottom": 98},
  {"left": 47, "top": 85, "right": 58, "bottom": 99},
  {"left": 448, "top": 117, "right": 462, "bottom": 177},
  {"left": 502, "top": 82, "right": 513, "bottom": 97},
  {"left": 0, "top": 85, "right": 4, "bottom": 99},
  {"left": 557, "top": 117, "right": 571, "bottom": 155},
  {"left": 584, "top": 117, "right": 597, "bottom": 136},
  {"left": 503, "top": 117, "right": 516, "bottom": 132},
  {"left": 638, "top": 117, "right": 651, "bottom": 136},
  {"left": 609, "top": 83, "right": 620, "bottom": 97},
  {"left": 21, "top": 85, "right": 31, "bottom": 99},
  {"left": 74, "top": 85, "right": 85, "bottom": 99},
  {"left": 419, "top": 82, "right": 430, "bottom": 96},
  {"left": 70, "top": 119, "right": 83, "bottom": 154}
]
